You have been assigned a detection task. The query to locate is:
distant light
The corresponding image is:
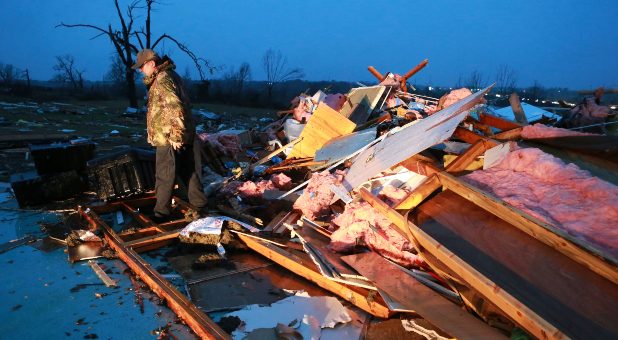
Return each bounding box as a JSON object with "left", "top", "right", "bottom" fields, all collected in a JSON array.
[
  {"left": 551, "top": 101, "right": 558, "bottom": 104},
  {"left": 542, "top": 100, "right": 546, "bottom": 104},
  {"left": 428, "top": 86, "right": 433, "bottom": 91},
  {"left": 495, "top": 94, "right": 502, "bottom": 98},
  {"left": 535, "top": 99, "right": 539, "bottom": 103},
  {"left": 612, "top": 106, "right": 616, "bottom": 110}
]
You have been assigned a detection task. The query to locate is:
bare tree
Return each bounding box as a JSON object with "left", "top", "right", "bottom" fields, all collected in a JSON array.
[
  {"left": 465, "top": 70, "right": 485, "bottom": 91},
  {"left": 224, "top": 62, "right": 251, "bottom": 97},
  {"left": 52, "top": 55, "right": 85, "bottom": 90},
  {"left": 0, "top": 63, "right": 21, "bottom": 85},
  {"left": 262, "top": 49, "right": 304, "bottom": 104},
  {"left": 57, "top": 0, "right": 214, "bottom": 107},
  {"left": 495, "top": 64, "right": 517, "bottom": 95}
]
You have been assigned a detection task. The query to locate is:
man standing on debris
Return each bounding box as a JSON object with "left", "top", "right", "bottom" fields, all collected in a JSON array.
[{"left": 132, "top": 49, "right": 207, "bottom": 221}]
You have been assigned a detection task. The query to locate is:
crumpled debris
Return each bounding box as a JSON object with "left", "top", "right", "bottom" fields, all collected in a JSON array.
[
  {"left": 329, "top": 202, "right": 421, "bottom": 267},
  {"left": 293, "top": 170, "right": 347, "bottom": 220},
  {"left": 224, "top": 291, "right": 352, "bottom": 339},
  {"left": 66, "top": 230, "right": 101, "bottom": 246}
]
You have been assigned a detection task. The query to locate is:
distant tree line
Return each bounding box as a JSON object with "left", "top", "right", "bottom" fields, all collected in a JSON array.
[{"left": 4, "top": 55, "right": 613, "bottom": 109}]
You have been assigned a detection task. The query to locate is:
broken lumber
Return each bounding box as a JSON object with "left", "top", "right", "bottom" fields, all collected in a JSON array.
[
  {"left": 80, "top": 207, "right": 229, "bottom": 339},
  {"left": 342, "top": 85, "right": 493, "bottom": 191}
]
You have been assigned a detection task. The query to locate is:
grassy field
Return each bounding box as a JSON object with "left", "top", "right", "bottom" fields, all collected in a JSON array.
[{"left": 0, "top": 97, "right": 281, "bottom": 181}]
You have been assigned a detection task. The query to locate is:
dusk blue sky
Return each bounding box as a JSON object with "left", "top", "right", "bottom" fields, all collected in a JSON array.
[{"left": 1, "top": 0, "right": 617, "bottom": 89}]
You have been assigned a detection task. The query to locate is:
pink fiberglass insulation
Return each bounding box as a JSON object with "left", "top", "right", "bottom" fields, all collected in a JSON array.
[
  {"left": 521, "top": 123, "right": 597, "bottom": 139},
  {"left": 378, "top": 185, "right": 410, "bottom": 206},
  {"left": 463, "top": 147, "right": 618, "bottom": 257},
  {"left": 231, "top": 174, "right": 293, "bottom": 199},
  {"left": 441, "top": 88, "right": 473, "bottom": 109},
  {"left": 329, "top": 202, "right": 421, "bottom": 267},
  {"left": 293, "top": 170, "right": 346, "bottom": 220},
  {"left": 198, "top": 132, "right": 243, "bottom": 158},
  {"left": 271, "top": 173, "right": 293, "bottom": 190},
  {"left": 324, "top": 94, "right": 347, "bottom": 112}
]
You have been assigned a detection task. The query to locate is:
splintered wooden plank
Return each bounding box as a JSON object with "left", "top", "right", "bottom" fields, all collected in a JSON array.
[
  {"left": 452, "top": 126, "right": 495, "bottom": 145},
  {"left": 444, "top": 139, "right": 493, "bottom": 173},
  {"left": 479, "top": 112, "right": 522, "bottom": 131},
  {"left": 342, "top": 85, "right": 493, "bottom": 191},
  {"left": 80, "top": 209, "right": 229, "bottom": 339},
  {"left": 287, "top": 103, "right": 356, "bottom": 159},
  {"left": 236, "top": 233, "right": 391, "bottom": 318},
  {"left": 339, "top": 85, "right": 387, "bottom": 124},
  {"left": 436, "top": 171, "right": 618, "bottom": 285},
  {"left": 341, "top": 252, "right": 506, "bottom": 339},
  {"left": 493, "top": 127, "right": 523, "bottom": 141},
  {"left": 417, "top": 191, "right": 618, "bottom": 339}
]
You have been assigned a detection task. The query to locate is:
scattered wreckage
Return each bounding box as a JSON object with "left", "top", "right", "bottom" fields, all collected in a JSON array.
[{"left": 4, "top": 61, "right": 618, "bottom": 339}]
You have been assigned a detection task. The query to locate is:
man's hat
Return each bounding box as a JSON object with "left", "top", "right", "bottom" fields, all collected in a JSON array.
[{"left": 131, "top": 49, "right": 159, "bottom": 70}]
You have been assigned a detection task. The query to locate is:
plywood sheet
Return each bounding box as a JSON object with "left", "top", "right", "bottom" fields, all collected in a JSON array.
[
  {"left": 287, "top": 103, "right": 356, "bottom": 159},
  {"left": 339, "top": 85, "right": 387, "bottom": 124},
  {"left": 342, "top": 85, "right": 493, "bottom": 191},
  {"left": 416, "top": 190, "right": 618, "bottom": 339}
]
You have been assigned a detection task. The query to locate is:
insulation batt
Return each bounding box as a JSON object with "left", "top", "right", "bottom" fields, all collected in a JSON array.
[
  {"left": 230, "top": 173, "right": 293, "bottom": 199},
  {"left": 198, "top": 132, "right": 243, "bottom": 158},
  {"left": 293, "top": 170, "right": 346, "bottom": 220},
  {"left": 521, "top": 123, "right": 596, "bottom": 139},
  {"left": 330, "top": 202, "right": 421, "bottom": 267},
  {"left": 271, "top": 173, "right": 293, "bottom": 190},
  {"left": 463, "top": 147, "right": 618, "bottom": 257}
]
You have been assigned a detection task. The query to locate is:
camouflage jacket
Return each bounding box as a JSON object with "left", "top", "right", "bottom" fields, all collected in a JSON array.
[{"left": 144, "top": 59, "right": 195, "bottom": 146}]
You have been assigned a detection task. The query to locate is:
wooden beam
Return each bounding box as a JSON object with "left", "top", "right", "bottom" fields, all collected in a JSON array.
[
  {"left": 478, "top": 112, "right": 522, "bottom": 131},
  {"left": 407, "top": 221, "right": 565, "bottom": 340},
  {"left": 452, "top": 126, "right": 498, "bottom": 145},
  {"left": 493, "top": 127, "right": 523, "bottom": 141},
  {"left": 394, "top": 139, "right": 495, "bottom": 211},
  {"left": 236, "top": 233, "right": 392, "bottom": 318},
  {"left": 509, "top": 93, "right": 529, "bottom": 125},
  {"left": 436, "top": 171, "right": 618, "bottom": 285},
  {"left": 445, "top": 139, "right": 493, "bottom": 174},
  {"left": 80, "top": 208, "right": 229, "bottom": 339}
]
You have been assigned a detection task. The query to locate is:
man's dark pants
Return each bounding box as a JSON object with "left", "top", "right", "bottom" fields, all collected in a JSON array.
[{"left": 154, "top": 140, "right": 207, "bottom": 217}]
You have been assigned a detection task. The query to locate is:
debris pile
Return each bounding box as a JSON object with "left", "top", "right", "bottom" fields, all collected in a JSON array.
[{"left": 3, "top": 59, "right": 617, "bottom": 340}]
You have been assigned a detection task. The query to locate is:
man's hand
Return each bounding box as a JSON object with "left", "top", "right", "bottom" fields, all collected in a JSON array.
[{"left": 170, "top": 141, "right": 183, "bottom": 150}]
